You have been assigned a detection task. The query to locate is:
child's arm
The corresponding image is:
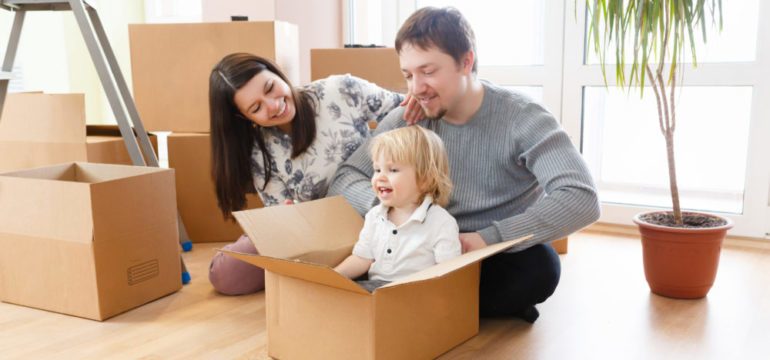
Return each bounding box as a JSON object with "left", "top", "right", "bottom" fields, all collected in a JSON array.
[
  {"left": 335, "top": 206, "right": 379, "bottom": 279},
  {"left": 434, "top": 218, "right": 462, "bottom": 263},
  {"left": 334, "top": 255, "right": 374, "bottom": 279}
]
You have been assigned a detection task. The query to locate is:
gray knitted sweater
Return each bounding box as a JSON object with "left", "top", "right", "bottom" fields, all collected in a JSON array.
[{"left": 328, "top": 81, "right": 600, "bottom": 252}]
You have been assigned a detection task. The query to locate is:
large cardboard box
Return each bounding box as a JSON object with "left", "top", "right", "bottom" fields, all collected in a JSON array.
[
  {"left": 85, "top": 125, "right": 158, "bottom": 166},
  {"left": 0, "top": 162, "right": 182, "bottom": 321},
  {"left": 0, "top": 93, "right": 157, "bottom": 172},
  {"left": 222, "top": 196, "right": 529, "bottom": 359},
  {"left": 311, "top": 48, "right": 407, "bottom": 93},
  {"left": 129, "top": 21, "right": 300, "bottom": 133},
  {"left": 167, "top": 133, "right": 263, "bottom": 243},
  {"left": 552, "top": 237, "right": 568, "bottom": 254}
]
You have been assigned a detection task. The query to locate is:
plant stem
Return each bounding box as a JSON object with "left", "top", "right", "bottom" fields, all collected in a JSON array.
[
  {"left": 665, "top": 128, "right": 682, "bottom": 224},
  {"left": 646, "top": 65, "right": 665, "bottom": 134}
]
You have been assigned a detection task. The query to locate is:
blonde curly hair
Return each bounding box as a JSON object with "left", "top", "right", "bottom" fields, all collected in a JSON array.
[{"left": 370, "top": 126, "right": 453, "bottom": 207}]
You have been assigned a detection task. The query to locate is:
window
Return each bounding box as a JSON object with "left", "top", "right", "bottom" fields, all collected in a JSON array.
[
  {"left": 585, "top": 0, "right": 760, "bottom": 64},
  {"left": 564, "top": 1, "right": 769, "bottom": 237},
  {"left": 582, "top": 86, "right": 752, "bottom": 214}
]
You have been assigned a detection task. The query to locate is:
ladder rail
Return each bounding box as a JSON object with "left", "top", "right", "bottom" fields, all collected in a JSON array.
[
  {"left": 0, "top": 9, "right": 24, "bottom": 118},
  {"left": 86, "top": 6, "right": 159, "bottom": 167},
  {"left": 68, "top": 0, "right": 146, "bottom": 166}
]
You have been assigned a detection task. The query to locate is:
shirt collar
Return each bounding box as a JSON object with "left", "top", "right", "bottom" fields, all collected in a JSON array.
[{"left": 375, "top": 195, "right": 434, "bottom": 225}]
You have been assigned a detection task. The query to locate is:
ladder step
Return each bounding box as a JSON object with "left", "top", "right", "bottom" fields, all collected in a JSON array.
[
  {"left": 1, "top": 0, "right": 94, "bottom": 11},
  {"left": 0, "top": 71, "right": 12, "bottom": 80}
]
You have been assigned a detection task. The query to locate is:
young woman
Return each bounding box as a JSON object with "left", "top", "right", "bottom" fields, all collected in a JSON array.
[{"left": 207, "top": 53, "right": 421, "bottom": 295}]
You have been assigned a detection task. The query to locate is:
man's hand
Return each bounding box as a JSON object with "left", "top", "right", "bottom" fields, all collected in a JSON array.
[
  {"left": 459, "top": 232, "right": 487, "bottom": 253},
  {"left": 401, "top": 93, "right": 425, "bottom": 125}
]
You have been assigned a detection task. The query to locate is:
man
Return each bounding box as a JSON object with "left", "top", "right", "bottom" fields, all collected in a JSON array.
[{"left": 328, "top": 7, "right": 600, "bottom": 323}]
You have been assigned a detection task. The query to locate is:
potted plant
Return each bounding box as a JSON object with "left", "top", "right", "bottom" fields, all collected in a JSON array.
[{"left": 584, "top": 0, "right": 733, "bottom": 298}]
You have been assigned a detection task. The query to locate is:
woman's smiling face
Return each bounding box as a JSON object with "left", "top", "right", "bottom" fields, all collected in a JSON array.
[{"left": 233, "top": 70, "right": 296, "bottom": 132}]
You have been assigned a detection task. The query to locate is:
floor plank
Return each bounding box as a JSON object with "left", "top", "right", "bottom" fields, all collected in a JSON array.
[{"left": 1, "top": 232, "right": 768, "bottom": 359}]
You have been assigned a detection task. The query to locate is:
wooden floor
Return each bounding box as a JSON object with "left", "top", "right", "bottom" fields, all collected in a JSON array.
[{"left": 1, "top": 231, "right": 769, "bottom": 359}]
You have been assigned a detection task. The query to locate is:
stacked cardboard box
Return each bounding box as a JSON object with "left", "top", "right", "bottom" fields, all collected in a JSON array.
[
  {"left": 167, "top": 133, "right": 263, "bottom": 243},
  {"left": 311, "top": 48, "right": 407, "bottom": 93},
  {"left": 128, "top": 22, "right": 300, "bottom": 242},
  {"left": 0, "top": 93, "right": 157, "bottom": 173},
  {"left": 0, "top": 162, "right": 181, "bottom": 321},
  {"left": 129, "top": 21, "right": 300, "bottom": 133}
]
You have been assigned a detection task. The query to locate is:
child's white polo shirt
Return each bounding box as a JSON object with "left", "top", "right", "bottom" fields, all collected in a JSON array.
[{"left": 352, "top": 196, "right": 461, "bottom": 282}]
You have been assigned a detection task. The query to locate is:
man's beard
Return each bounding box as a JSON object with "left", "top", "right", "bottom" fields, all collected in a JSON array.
[{"left": 424, "top": 107, "right": 447, "bottom": 120}]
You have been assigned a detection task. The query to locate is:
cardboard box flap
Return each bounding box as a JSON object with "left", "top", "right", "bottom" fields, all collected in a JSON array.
[
  {"left": 292, "top": 244, "right": 354, "bottom": 267},
  {"left": 0, "top": 163, "right": 94, "bottom": 244},
  {"left": 0, "top": 93, "right": 85, "bottom": 143},
  {"left": 382, "top": 235, "right": 533, "bottom": 288},
  {"left": 0, "top": 161, "right": 77, "bottom": 180},
  {"left": 219, "top": 249, "right": 369, "bottom": 295},
  {"left": 72, "top": 162, "right": 166, "bottom": 183},
  {"left": 1, "top": 162, "right": 163, "bottom": 184},
  {"left": 233, "top": 196, "right": 363, "bottom": 260}
]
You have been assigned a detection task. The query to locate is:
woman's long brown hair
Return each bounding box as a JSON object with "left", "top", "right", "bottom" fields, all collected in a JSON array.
[{"left": 209, "top": 53, "right": 316, "bottom": 218}]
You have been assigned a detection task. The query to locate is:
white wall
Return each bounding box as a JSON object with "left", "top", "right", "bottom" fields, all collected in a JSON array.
[
  {"left": 201, "top": 0, "right": 275, "bottom": 21},
  {"left": 276, "top": 0, "right": 343, "bottom": 84},
  {"left": 201, "top": 0, "right": 343, "bottom": 85}
]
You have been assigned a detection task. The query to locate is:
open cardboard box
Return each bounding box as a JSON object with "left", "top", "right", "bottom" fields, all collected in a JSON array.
[
  {"left": 0, "top": 162, "right": 181, "bottom": 321},
  {"left": 0, "top": 93, "right": 157, "bottom": 172},
  {"left": 222, "top": 196, "right": 530, "bottom": 359}
]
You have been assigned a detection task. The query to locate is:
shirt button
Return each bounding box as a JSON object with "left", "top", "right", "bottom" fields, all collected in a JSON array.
[
  {"left": 392, "top": 230, "right": 398, "bottom": 235},
  {"left": 387, "top": 249, "right": 392, "bottom": 254}
]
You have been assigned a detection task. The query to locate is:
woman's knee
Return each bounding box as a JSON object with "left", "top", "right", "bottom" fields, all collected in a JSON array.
[{"left": 209, "top": 235, "right": 266, "bottom": 295}]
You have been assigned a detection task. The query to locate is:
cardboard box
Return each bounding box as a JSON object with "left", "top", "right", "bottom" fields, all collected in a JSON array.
[
  {"left": 129, "top": 21, "right": 300, "bottom": 133},
  {"left": 222, "top": 196, "right": 529, "bottom": 359},
  {"left": 167, "top": 133, "right": 263, "bottom": 243},
  {"left": 85, "top": 125, "right": 158, "bottom": 166},
  {"left": 0, "top": 93, "right": 157, "bottom": 172},
  {"left": 311, "top": 48, "right": 407, "bottom": 93},
  {"left": 0, "top": 162, "right": 181, "bottom": 321},
  {"left": 552, "top": 237, "right": 568, "bottom": 254}
]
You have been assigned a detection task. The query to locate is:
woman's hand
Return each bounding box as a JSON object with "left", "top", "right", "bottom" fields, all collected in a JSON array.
[{"left": 401, "top": 93, "right": 426, "bottom": 125}]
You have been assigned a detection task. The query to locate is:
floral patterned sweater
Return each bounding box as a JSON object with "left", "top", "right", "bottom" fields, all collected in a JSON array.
[{"left": 251, "top": 74, "right": 404, "bottom": 206}]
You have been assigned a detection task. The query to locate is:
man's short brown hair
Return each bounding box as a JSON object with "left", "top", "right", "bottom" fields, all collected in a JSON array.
[{"left": 395, "top": 7, "right": 477, "bottom": 73}]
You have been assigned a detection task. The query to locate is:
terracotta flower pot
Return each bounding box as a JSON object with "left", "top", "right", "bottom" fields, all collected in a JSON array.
[{"left": 633, "top": 211, "right": 733, "bottom": 299}]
